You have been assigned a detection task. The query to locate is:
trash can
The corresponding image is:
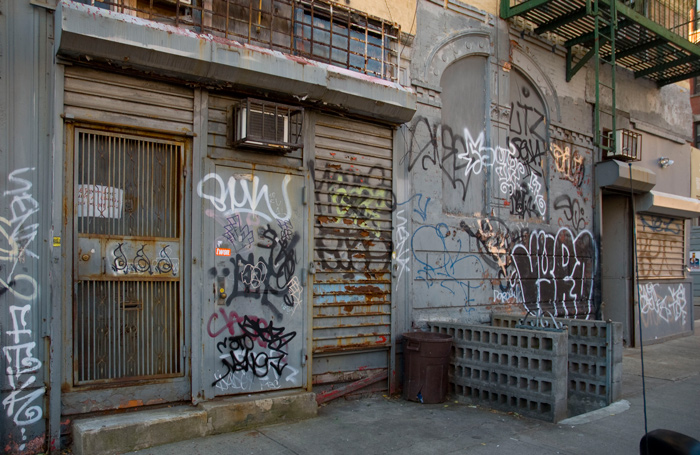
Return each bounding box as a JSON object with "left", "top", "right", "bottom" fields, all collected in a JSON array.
[{"left": 402, "top": 331, "right": 453, "bottom": 404}]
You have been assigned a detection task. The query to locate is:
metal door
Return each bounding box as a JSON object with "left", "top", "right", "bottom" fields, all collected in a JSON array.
[
  {"left": 73, "top": 128, "right": 185, "bottom": 385},
  {"left": 199, "top": 166, "right": 306, "bottom": 395}
]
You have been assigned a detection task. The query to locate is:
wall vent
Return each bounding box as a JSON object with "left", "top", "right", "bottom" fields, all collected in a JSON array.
[{"left": 227, "top": 98, "right": 303, "bottom": 152}]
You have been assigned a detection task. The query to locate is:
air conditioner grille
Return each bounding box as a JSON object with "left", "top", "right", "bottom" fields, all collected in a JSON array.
[{"left": 228, "top": 98, "right": 303, "bottom": 152}]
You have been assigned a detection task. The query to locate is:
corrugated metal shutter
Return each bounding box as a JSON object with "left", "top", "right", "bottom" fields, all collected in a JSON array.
[
  {"left": 312, "top": 114, "right": 393, "bottom": 384},
  {"left": 64, "top": 67, "right": 194, "bottom": 133},
  {"left": 636, "top": 214, "right": 685, "bottom": 280}
]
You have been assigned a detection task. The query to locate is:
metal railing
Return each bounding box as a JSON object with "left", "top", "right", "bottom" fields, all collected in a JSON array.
[
  {"left": 76, "top": 0, "right": 400, "bottom": 81},
  {"left": 633, "top": 0, "right": 696, "bottom": 39},
  {"left": 508, "top": 0, "right": 696, "bottom": 41}
]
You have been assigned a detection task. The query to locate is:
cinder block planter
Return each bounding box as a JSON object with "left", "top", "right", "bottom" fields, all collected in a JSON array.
[
  {"left": 492, "top": 314, "right": 622, "bottom": 417},
  {"left": 427, "top": 315, "right": 622, "bottom": 422},
  {"left": 429, "top": 322, "right": 568, "bottom": 423}
]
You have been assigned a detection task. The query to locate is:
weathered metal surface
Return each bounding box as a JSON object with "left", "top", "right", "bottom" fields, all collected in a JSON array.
[
  {"left": 311, "top": 115, "right": 393, "bottom": 381},
  {"left": 636, "top": 214, "right": 685, "bottom": 279},
  {"left": 56, "top": 1, "right": 417, "bottom": 125},
  {"left": 78, "top": 238, "right": 180, "bottom": 279},
  {"left": 0, "top": 1, "right": 53, "bottom": 453},
  {"left": 64, "top": 67, "right": 196, "bottom": 133},
  {"left": 71, "top": 128, "right": 186, "bottom": 389},
  {"left": 314, "top": 370, "right": 387, "bottom": 404},
  {"left": 198, "top": 166, "right": 306, "bottom": 395},
  {"left": 207, "top": 93, "right": 305, "bottom": 169},
  {"left": 74, "top": 280, "right": 182, "bottom": 384}
]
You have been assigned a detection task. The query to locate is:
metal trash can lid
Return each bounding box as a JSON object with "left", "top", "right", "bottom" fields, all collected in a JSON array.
[{"left": 402, "top": 332, "right": 452, "bottom": 343}]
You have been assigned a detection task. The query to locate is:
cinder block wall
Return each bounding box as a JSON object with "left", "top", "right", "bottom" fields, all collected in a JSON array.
[{"left": 429, "top": 323, "right": 568, "bottom": 423}]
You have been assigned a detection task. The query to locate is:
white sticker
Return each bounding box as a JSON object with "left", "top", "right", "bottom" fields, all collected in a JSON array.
[{"left": 77, "top": 184, "right": 124, "bottom": 219}]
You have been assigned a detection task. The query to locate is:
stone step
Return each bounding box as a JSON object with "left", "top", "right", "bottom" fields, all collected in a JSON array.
[{"left": 72, "top": 391, "right": 317, "bottom": 455}]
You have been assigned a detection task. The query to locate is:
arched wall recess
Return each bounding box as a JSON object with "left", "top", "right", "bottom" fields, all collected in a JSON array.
[
  {"left": 421, "top": 31, "right": 491, "bottom": 81},
  {"left": 510, "top": 48, "right": 561, "bottom": 125}
]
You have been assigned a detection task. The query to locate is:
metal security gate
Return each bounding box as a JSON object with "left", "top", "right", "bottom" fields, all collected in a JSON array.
[
  {"left": 636, "top": 213, "right": 685, "bottom": 280},
  {"left": 311, "top": 115, "right": 393, "bottom": 387},
  {"left": 73, "top": 128, "right": 185, "bottom": 385}
]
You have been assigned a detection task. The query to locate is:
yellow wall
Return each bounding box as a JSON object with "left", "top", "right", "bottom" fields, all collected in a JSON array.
[
  {"left": 692, "top": 146, "right": 700, "bottom": 199},
  {"left": 347, "top": 0, "right": 417, "bottom": 33},
  {"left": 346, "top": 1, "right": 499, "bottom": 33},
  {"left": 465, "top": 0, "right": 498, "bottom": 15}
]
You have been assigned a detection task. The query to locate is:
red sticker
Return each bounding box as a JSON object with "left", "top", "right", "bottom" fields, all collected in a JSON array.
[{"left": 215, "top": 248, "right": 231, "bottom": 257}]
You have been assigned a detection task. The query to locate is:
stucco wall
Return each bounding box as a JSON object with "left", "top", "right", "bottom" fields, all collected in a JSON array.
[{"left": 347, "top": 0, "right": 417, "bottom": 32}]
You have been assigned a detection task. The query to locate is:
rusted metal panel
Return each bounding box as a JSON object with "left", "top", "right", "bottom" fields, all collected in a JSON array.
[
  {"left": 64, "top": 67, "right": 195, "bottom": 133},
  {"left": 636, "top": 214, "right": 685, "bottom": 280},
  {"left": 311, "top": 114, "right": 393, "bottom": 382},
  {"left": 78, "top": 238, "right": 180, "bottom": 280},
  {"left": 74, "top": 280, "right": 182, "bottom": 384}
]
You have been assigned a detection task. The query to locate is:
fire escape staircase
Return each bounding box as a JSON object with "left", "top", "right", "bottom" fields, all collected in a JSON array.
[{"left": 501, "top": 0, "right": 700, "bottom": 158}]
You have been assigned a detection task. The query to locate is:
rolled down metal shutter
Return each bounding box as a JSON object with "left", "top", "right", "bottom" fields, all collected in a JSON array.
[
  {"left": 312, "top": 114, "right": 393, "bottom": 387},
  {"left": 636, "top": 214, "right": 685, "bottom": 280},
  {"left": 64, "top": 67, "right": 195, "bottom": 133}
]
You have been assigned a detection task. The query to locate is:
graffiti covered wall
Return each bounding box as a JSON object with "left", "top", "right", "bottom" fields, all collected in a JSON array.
[
  {"left": 636, "top": 281, "right": 693, "bottom": 343},
  {"left": 1, "top": 169, "right": 46, "bottom": 454},
  {"left": 1, "top": 1, "right": 51, "bottom": 453},
  {"left": 400, "top": 1, "right": 597, "bottom": 325}
]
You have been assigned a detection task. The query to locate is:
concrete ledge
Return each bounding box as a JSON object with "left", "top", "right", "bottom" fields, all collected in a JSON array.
[
  {"left": 200, "top": 391, "right": 318, "bottom": 435},
  {"left": 55, "top": 1, "right": 416, "bottom": 125},
  {"left": 71, "top": 391, "right": 317, "bottom": 454},
  {"left": 72, "top": 406, "right": 208, "bottom": 455}
]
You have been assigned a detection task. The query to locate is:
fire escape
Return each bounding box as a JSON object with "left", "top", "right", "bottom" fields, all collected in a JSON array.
[{"left": 501, "top": 0, "right": 700, "bottom": 159}]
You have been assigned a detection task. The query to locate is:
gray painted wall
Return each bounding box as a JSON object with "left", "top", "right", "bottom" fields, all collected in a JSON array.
[
  {"left": 2, "top": 0, "right": 697, "bottom": 453},
  {"left": 400, "top": 1, "right": 598, "bottom": 332},
  {"left": 1, "top": 1, "right": 54, "bottom": 453}
]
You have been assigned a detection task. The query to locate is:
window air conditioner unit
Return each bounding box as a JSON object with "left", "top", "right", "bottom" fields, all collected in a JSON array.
[
  {"left": 603, "top": 129, "right": 642, "bottom": 162},
  {"left": 227, "top": 98, "right": 303, "bottom": 152}
]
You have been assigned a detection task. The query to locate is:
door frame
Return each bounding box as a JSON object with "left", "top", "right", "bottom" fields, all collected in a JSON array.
[{"left": 61, "top": 122, "right": 193, "bottom": 415}]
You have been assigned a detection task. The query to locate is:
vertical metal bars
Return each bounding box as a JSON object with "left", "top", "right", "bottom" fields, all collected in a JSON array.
[
  {"left": 74, "top": 129, "right": 184, "bottom": 385},
  {"left": 76, "top": 131, "right": 180, "bottom": 238},
  {"left": 72, "top": 0, "right": 399, "bottom": 81},
  {"left": 75, "top": 280, "right": 181, "bottom": 383}
]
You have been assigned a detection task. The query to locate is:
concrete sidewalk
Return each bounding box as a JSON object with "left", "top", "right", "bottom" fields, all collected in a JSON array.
[{"left": 123, "top": 328, "right": 700, "bottom": 455}]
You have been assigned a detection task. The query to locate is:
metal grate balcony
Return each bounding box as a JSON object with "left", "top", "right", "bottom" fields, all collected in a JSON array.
[
  {"left": 75, "top": 0, "right": 401, "bottom": 81},
  {"left": 501, "top": 0, "right": 700, "bottom": 86}
]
